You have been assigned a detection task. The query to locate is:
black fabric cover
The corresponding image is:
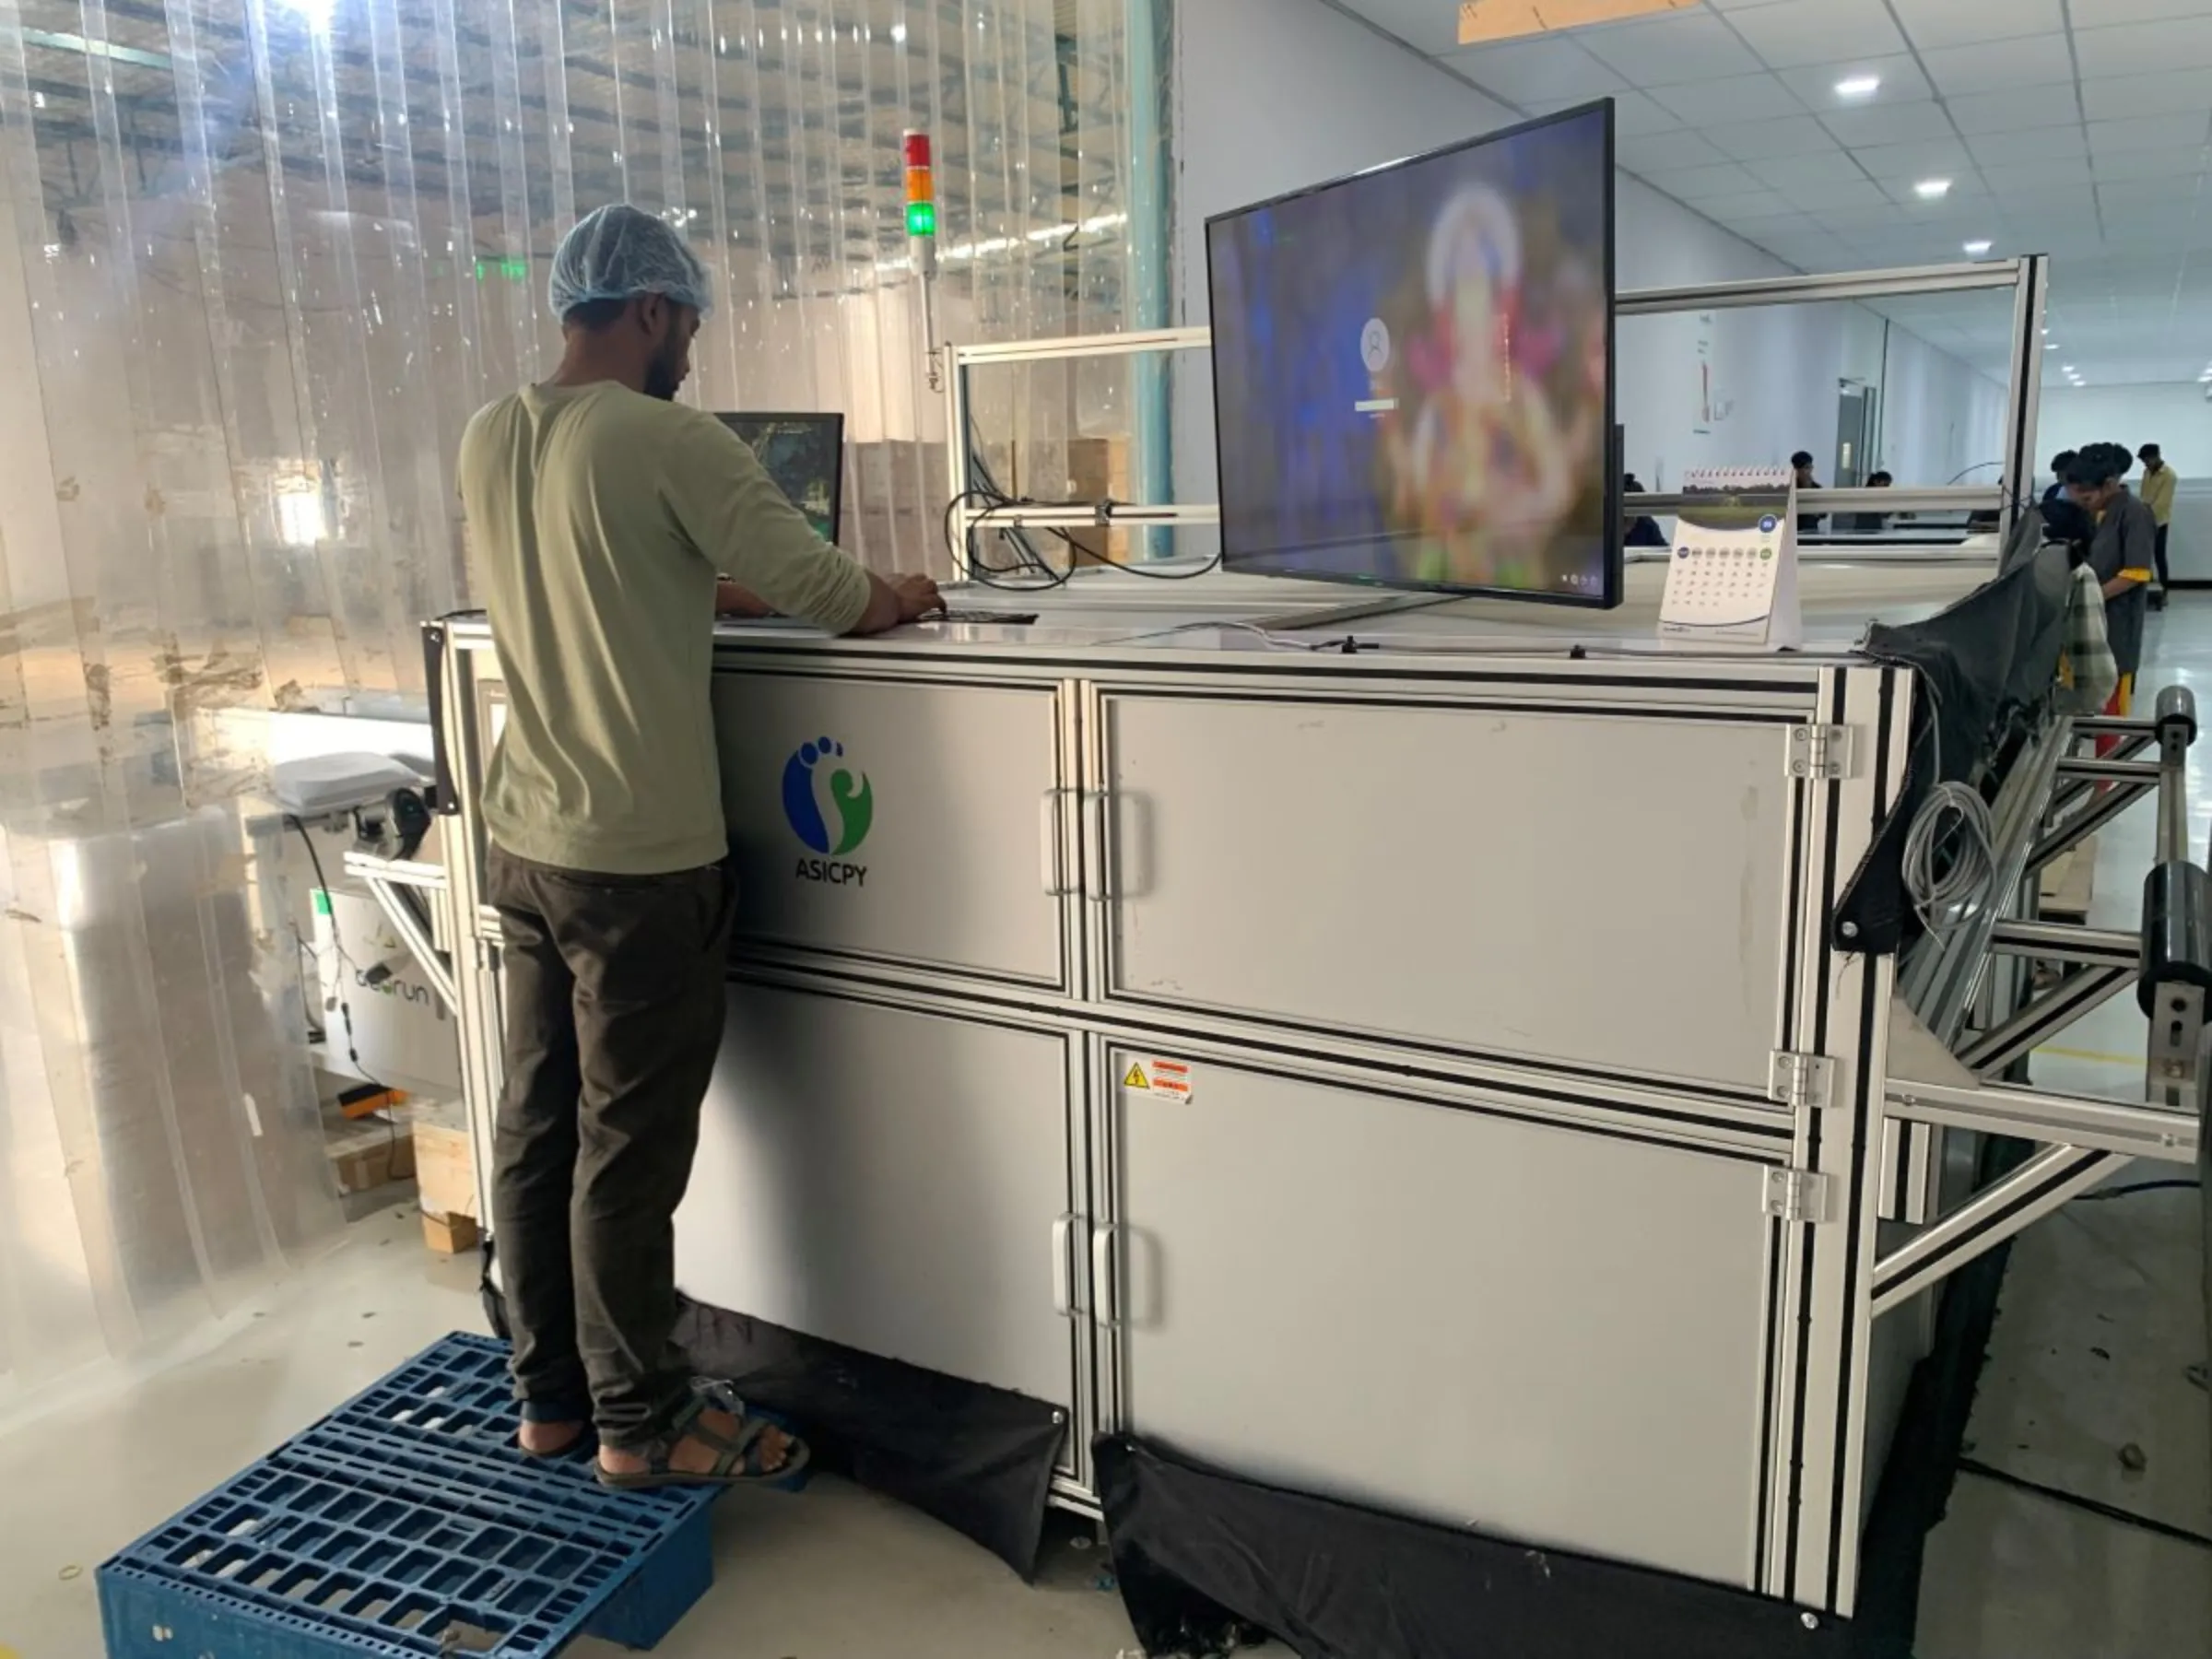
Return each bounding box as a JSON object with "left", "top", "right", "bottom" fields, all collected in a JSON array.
[
  {"left": 674, "top": 1297, "right": 1066, "bottom": 1578},
  {"left": 1095, "top": 1434, "right": 1862, "bottom": 1659},
  {"left": 1838, "top": 543, "right": 2075, "bottom": 955}
]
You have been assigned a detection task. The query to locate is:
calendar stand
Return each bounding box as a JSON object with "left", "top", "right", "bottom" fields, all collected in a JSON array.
[{"left": 1658, "top": 467, "right": 1803, "bottom": 652}]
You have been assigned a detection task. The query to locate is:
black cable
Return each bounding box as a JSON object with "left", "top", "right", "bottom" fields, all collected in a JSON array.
[
  {"left": 1955, "top": 1458, "right": 2212, "bottom": 1551},
  {"left": 2074, "top": 1179, "right": 2201, "bottom": 1202}
]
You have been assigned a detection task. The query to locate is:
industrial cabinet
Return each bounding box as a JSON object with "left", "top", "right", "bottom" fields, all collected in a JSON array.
[
  {"left": 676, "top": 978, "right": 1093, "bottom": 1483},
  {"left": 1090, "top": 690, "right": 1796, "bottom": 1090},
  {"left": 1092, "top": 1039, "right": 1777, "bottom": 1587}
]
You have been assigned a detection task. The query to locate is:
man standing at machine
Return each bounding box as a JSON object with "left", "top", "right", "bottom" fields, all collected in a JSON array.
[
  {"left": 2136, "top": 442, "right": 2178, "bottom": 609},
  {"left": 2070, "top": 442, "right": 2157, "bottom": 729},
  {"left": 457, "top": 204, "right": 940, "bottom": 1488}
]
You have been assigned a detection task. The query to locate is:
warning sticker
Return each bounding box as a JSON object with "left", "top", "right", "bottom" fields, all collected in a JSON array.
[
  {"left": 1123, "top": 1062, "right": 1149, "bottom": 1090},
  {"left": 1144, "top": 1059, "right": 1193, "bottom": 1102}
]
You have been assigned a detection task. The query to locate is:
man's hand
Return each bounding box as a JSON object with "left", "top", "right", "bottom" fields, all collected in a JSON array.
[
  {"left": 851, "top": 570, "right": 944, "bottom": 635},
  {"left": 715, "top": 579, "right": 774, "bottom": 618},
  {"left": 888, "top": 573, "right": 942, "bottom": 621}
]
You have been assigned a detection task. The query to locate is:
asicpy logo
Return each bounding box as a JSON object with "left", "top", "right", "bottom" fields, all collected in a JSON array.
[{"left": 782, "top": 735, "right": 874, "bottom": 887}]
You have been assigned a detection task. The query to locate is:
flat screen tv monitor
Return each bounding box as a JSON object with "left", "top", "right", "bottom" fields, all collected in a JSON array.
[
  {"left": 1206, "top": 100, "right": 1618, "bottom": 606},
  {"left": 714, "top": 411, "right": 845, "bottom": 545}
]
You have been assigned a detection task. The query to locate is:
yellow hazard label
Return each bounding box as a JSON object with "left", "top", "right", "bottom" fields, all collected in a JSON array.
[{"left": 1124, "top": 1063, "right": 1149, "bottom": 1089}]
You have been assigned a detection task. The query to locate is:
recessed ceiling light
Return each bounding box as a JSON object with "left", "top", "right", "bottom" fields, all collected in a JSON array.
[
  {"left": 1914, "top": 179, "right": 1952, "bottom": 200},
  {"left": 2043, "top": 341, "right": 2059, "bottom": 349},
  {"left": 1962, "top": 240, "right": 1993, "bottom": 256},
  {"left": 2061, "top": 365, "right": 2076, "bottom": 372},
  {"left": 1836, "top": 75, "right": 1882, "bottom": 99}
]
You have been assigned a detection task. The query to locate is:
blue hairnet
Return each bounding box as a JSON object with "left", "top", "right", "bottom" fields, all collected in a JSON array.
[{"left": 548, "top": 203, "right": 713, "bottom": 320}]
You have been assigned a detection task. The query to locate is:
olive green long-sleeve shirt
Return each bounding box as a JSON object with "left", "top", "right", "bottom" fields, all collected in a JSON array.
[{"left": 459, "top": 382, "right": 872, "bottom": 875}]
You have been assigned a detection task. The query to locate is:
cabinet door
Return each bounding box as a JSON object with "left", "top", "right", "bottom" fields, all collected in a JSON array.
[
  {"left": 677, "top": 982, "right": 1086, "bottom": 1474},
  {"left": 1100, "top": 1045, "right": 1774, "bottom": 1587},
  {"left": 715, "top": 673, "right": 1070, "bottom": 987},
  {"left": 1096, "top": 692, "right": 1792, "bottom": 1091}
]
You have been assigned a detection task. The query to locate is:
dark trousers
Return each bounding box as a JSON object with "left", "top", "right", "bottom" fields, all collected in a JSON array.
[
  {"left": 487, "top": 842, "right": 735, "bottom": 1451},
  {"left": 2155, "top": 524, "right": 2172, "bottom": 590}
]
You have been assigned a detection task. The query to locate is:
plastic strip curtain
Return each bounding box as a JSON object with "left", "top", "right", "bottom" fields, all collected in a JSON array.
[{"left": 0, "top": 0, "right": 1166, "bottom": 1394}]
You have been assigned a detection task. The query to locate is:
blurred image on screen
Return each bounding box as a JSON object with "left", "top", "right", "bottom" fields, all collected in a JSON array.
[{"left": 1206, "top": 101, "right": 1616, "bottom": 604}]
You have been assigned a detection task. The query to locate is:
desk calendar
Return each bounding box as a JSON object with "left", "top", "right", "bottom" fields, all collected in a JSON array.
[{"left": 1659, "top": 469, "right": 1803, "bottom": 652}]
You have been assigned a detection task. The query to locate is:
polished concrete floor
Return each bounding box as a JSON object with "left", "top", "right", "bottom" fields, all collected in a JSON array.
[{"left": 2, "top": 608, "right": 2208, "bottom": 1659}]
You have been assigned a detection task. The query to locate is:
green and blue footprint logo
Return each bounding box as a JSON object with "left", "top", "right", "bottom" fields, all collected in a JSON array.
[{"left": 782, "top": 736, "right": 873, "bottom": 856}]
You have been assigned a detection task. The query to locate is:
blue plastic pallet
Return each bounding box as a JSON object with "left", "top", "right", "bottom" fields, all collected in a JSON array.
[{"left": 99, "top": 1334, "right": 718, "bottom": 1659}]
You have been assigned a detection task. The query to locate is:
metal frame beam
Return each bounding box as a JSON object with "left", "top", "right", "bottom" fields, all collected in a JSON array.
[{"left": 1871, "top": 1144, "right": 2128, "bottom": 1318}]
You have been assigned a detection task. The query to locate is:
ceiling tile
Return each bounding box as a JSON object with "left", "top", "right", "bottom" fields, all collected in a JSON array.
[
  {"left": 1648, "top": 73, "right": 1806, "bottom": 124},
  {"left": 2088, "top": 114, "right": 2212, "bottom": 156},
  {"left": 1781, "top": 178, "right": 1894, "bottom": 211},
  {"left": 1849, "top": 138, "right": 1976, "bottom": 183},
  {"left": 1578, "top": 12, "right": 1766, "bottom": 86},
  {"left": 1723, "top": 0, "right": 1906, "bottom": 68},
  {"left": 2092, "top": 148, "right": 2212, "bottom": 182},
  {"left": 1527, "top": 91, "right": 1683, "bottom": 135},
  {"left": 1693, "top": 190, "right": 1802, "bottom": 221},
  {"left": 1982, "top": 156, "right": 2093, "bottom": 192},
  {"left": 1441, "top": 36, "right": 1625, "bottom": 104},
  {"left": 2082, "top": 0, "right": 2212, "bottom": 25},
  {"left": 1919, "top": 33, "right": 2076, "bottom": 97},
  {"left": 1888, "top": 0, "right": 2064, "bottom": 51},
  {"left": 1965, "top": 126, "right": 2087, "bottom": 167},
  {"left": 1620, "top": 130, "right": 1732, "bottom": 171},
  {"left": 2100, "top": 177, "right": 2211, "bottom": 208},
  {"left": 1641, "top": 160, "right": 1767, "bottom": 200},
  {"left": 2074, "top": 18, "right": 2212, "bottom": 77},
  {"left": 1771, "top": 56, "right": 1933, "bottom": 110},
  {"left": 1947, "top": 87, "right": 2082, "bottom": 135},
  {"left": 1747, "top": 150, "right": 1870, "bottom": 190},
  {"left": 2078, "top": 68, "right": 2212, "bottom": 122},
  {"left": 1704, "top": 116, "right": 1840, "bottom": 160},
  {"left": 1819, "top": 101, "right": 1957, "bottom": 147}
]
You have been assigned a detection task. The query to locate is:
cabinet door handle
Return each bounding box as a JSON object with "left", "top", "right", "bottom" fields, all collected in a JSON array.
[
  {"left": 1051, "top": 1213, "right": 1077, "bottom": 1317},
  {"left": 1083, "top": 792, "right": 1112, "bottom": 902},
  {"left": 1039, "top": 789, "right": 1072, "bottom": 896},
  {"left": 1090, "top": 1221, "right": 1121, "bottom": 1328}
]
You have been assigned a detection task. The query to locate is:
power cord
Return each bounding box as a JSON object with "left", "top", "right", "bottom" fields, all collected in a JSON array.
[{"left": 1902, "top": 780, "right": 1996, "bottom": 936}]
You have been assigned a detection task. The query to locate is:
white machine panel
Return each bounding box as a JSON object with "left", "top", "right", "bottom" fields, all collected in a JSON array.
[
  {"left": 1106, "top": 1050, "right": 1773, "bottom": 1586},
  {"left": 716, "top": 673, "right": 1067, "bottom": 984},
  {"left": 1100, "top": 693, "right": 1791, "bottom": 1088},
  {"left": 678, "top": 983, "right": 1080, "bottom": 1430}
]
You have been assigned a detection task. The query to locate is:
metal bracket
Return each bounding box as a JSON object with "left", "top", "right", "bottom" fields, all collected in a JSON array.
[
  {"left": 1770, "top": 1050, "right": 1835, "bottom": 1111},
  {"left": 1762, "top": 1167, "right": 1834, "bottom": 1224},
  {"left": 1786, "top": 723, "right": 1854, "bottom": 781}
]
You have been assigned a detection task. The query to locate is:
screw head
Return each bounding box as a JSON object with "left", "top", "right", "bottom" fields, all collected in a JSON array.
[
  {"left": 1840, "top": 920, "right": 1860, "bottom": 939},
  {"left": 1802, "top": 1612, "right": 1819, "bottom": 1630}
]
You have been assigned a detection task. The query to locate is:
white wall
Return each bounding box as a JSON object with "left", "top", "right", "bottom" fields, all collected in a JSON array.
[
  {"left": 2039, "top": 383, "right": 2212, "bottom": 480},
  {"left": 1172, "top": 0, "right": 2004, "bottom": 515}
]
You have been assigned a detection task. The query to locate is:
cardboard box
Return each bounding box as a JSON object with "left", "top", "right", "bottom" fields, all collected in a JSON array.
[
  {"left": 422, "top": 1210, "right": 481, "bottom": 1254},
  {"left": 412, "top": 1100, "right": 478, "bottom": 1221},
  {"left": 326, "top": 1117, "right": 416, "bottom": 1194}
]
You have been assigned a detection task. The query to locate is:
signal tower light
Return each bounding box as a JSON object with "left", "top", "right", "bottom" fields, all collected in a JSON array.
[{"left": 903, "top": 131, "right": 936, "bottom": 240}]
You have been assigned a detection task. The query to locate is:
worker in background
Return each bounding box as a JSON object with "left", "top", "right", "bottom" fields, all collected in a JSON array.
[
  {"left": 1620, "top": 474, "right": 1668, "bottom": 547},
  {"left": 2069, "top": 442, "right": 2157, "bottom": 735},
  {"left": 2042, "top": 450, "right": 2092, "bottom": 559},
  {"left": 1841, "top": 470, "right": 1892, "bottom": 533},
  {"left": 1791, "top": 449, "right": 1824, "bottom": 535},
  {"left": 2136, "top": 442, "right": 2177, "bottom": 609},
  {"left": 457, "top": 203, "right": 941, "bottom": 1490}
]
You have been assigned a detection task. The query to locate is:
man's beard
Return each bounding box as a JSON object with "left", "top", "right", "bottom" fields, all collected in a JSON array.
[{"left": 643, "top": 336, "right": 685, "bottom": 401}]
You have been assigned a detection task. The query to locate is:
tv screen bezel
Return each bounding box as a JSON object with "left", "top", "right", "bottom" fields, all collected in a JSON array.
[{"left": 1203, "top": 98, "right": 1620, "bottom": 610}]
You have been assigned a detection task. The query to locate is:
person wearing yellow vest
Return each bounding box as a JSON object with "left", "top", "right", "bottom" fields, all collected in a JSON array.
[
  {"left": 2136, "top": 442, "right": 2177, "bottom": 610},
  {"left": 2068, "top": 443, "right": 2156, "bottom": 739}
]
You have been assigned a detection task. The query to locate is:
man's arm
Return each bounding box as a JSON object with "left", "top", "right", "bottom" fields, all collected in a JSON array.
[
  {"left": 671, "top": 417, "right": 937, "bottom": 633},
  {"left": 2104, "top": 500, "right": 2157, "bottom": 598}
]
